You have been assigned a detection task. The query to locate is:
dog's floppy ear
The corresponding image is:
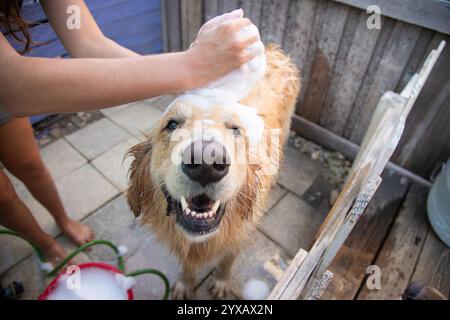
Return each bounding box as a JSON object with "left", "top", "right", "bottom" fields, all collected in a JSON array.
[{"left": 126, "top": 138, "right": 153, "bottom": 217}]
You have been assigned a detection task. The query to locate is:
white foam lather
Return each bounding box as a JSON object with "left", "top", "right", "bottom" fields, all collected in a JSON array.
[{"left": 165, "top": 19, "right": 267, "bottom": 146}]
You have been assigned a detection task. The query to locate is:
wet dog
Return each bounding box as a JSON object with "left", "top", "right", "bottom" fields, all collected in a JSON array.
[{"left": 126, "top": 45, "right": 300, "bottom": 299}]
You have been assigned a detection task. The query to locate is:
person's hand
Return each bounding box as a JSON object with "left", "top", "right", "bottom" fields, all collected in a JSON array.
[{"left": 184, "top": 9, "right": 260, "bottom": 89}]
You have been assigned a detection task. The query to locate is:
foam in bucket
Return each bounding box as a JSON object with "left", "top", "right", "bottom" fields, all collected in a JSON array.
[{"left": 45, "top": 266, "right": 134, "bottom": 300}]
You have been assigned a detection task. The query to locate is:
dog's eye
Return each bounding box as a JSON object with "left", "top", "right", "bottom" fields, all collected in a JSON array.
[
  {"left": 165, "top": 119, "right": 179, "bottom": 131},
  {"left": 231, "top": 125, "right": 241, "bottom": 136}
]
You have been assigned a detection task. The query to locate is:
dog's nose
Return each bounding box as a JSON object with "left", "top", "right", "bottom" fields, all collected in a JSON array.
[{"left": 182, "top": 140, "right": 230, "bottom": 186}]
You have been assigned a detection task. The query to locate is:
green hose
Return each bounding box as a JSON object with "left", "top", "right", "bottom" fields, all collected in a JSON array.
[
  {"left": 0, "top": 229, "right": 46, "bottom": 263},
  {"left": 127, "top": 269, "right": 170, "bottom": 300},
  {"left": 46, "top": 239, "right": 125, "bottom": 277},
  {"left": 0, "top": 230, "right": 124, "bottom": 276}
]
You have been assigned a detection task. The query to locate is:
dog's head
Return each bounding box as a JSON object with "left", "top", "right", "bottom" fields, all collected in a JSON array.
[{"left": 127, "top": 95, "right": 268, "bottom": 243}]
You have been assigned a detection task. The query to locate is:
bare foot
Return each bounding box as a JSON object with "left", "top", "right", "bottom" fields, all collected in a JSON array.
[
  {"left": 59, "top": 218, "right": 95, "bottom": 247},
  {"left": 41, "top": 240, "right": 69, "bottom": 268}
]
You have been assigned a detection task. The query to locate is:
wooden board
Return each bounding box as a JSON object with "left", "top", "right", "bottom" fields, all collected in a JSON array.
[
  {"left": 161, "top": 0, "right": 181, "bottom": 52},
  {"left": 282, "top": 0, "right": 318, "bottom": 89},
  {"left": 342, "top": 16, "right": 395, "bottom": 139},
  {"left": 259, "top": 0, "right": 290, "bottom": 45},
  {"left": 318, "top": 9, "right": 380, "bottom": 135},
  {"left": 346, "top": 21, "right": 420, "bottom": 143},
  {"left": 356, "top": 183, "right": 429, "bottom": 299},
  {"left": 394, "top": 29, "right": 435, "bottom": 93},
  {"left": 203, "top": 0, "right": 219, "bottom": 22},
  {"left": 180, "top": 0, "right": 202, "bottom": 50},
  {"left": 295, "top": 0, "right": 327, "bottom": 113},
  {"left": 392, "top": 33, "right": 450, "bottom": 177},
  {"left": 332, "top": 0, "right": 450, "bottom": 35},
  {"left": 218, "top": 0, "right": 239, "bottom": 14},
  {"left": 239, "top": 0, "right": 263, "bottom": 28},
  {"left": 403, "top": 93, "right": 450, "bottom": 178},
  {"left": 320, "top": 170, "right": 410, "bottom": 299},
  {"left": 299, "top": 1, "right": 350, "bottom": 123},
  {"left": 410, "top": 228, "right": 450, "bottom": 298}
]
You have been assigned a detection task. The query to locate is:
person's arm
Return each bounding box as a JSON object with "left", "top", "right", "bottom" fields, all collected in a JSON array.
[
  {"left": 0, "top": 7, "right": 257, "bottom": 117},
  {"left": 40, "top": 0, "right": 139, "bottom": 58},
  {"left": 0, "top": 34, "right": 192, "bottom": 116}
]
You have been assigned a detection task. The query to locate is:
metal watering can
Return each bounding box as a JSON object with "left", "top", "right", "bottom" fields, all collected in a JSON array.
[{"left": 427, "top": 158, "right": 450, "bottom": 247}]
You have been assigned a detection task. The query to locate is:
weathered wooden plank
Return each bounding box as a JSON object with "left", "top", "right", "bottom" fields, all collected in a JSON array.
[
  {"left": 318, "top": 10, "right": 381, "bottom": 135},
  {"left": 259, "top": 0, "right": 290, "bottom": 45},
  {"left": 181, "top": 0, "right": 203, "bottom": 50},
  {"left": 295, "top": 0, "right": 327, "bottom": 111},
  {"left": 342, "top": 17, "right": 395, "bottom": 139},
  {"left": 411, "top": 228, "right": 450, "bottom": 298},
  {"left": 298, "top": 0, "right": 351, "bottom": 122},
  {"left": 357, "top": 183, "right": 429, "bottom": 299},
  {"left": 321, "top": 169, "right": 410, "bottom": 299},
  {"left": 346, "top": 21, "right": 420, "bottom": 144},
  {"left": 332, "top": 0, "right": 450, "bottom": 35},
  {"left": 393, "top": 33, "right": 450, "bottom": 175},
  {"left": 270, "top": 166, "right": 368, "bottom": 299},
  {"left": 161, "top": 0, "right": 182, "bottom": 52},
  {"left": 219, "top": 0, "right": 239, "bottom": 14},
  {"left": 302, "top": 175, "right": 382, "bottom": 299},
  {"left": 282, "top": 0, "right": 318, "bottom": 87},
  {"left": 203, "top": 0, "right": 219, "bottom": 21},
  {"left": 394, "top": 29, "right": 435, "bottom": 93},
  {"left": 404, "top": 93, "right": 450, "bottom": 178},
  {"left": 239, "top": 0, "right": 263, "bottom": 28}
]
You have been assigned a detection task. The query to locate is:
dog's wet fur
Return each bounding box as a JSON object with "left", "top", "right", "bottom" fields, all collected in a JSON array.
[{"left": 127, "top": 45, "right": 300, "bottom": 299}]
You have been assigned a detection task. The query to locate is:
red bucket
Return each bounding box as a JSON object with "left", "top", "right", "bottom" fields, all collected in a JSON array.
[{"left": 39, "top": 262, "right": 134, "bottom": 300}]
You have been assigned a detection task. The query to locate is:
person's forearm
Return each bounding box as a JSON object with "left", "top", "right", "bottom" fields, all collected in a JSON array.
[
  {"left": 70, "top": 36, "right": 141, "bottom": 59},
  {"left": 0, "top": 52, "right": 191, "bottom": 117}
]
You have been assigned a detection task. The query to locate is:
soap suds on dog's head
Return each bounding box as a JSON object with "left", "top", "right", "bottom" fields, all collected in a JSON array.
[{"left": 164, "top": 17, "right": 266, "bottom": 146}]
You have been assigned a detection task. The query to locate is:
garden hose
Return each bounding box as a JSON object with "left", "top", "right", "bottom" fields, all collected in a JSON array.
[
  {"left": 127, "top": 269, "right": 170, "bottom": 300},
  {"left": 0, "top": 229, "right": 170, "bottom": 300}
]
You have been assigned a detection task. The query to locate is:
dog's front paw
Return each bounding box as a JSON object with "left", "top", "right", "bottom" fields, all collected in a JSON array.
[
  {"left": 172, "top": 281, "right": 193, "bottom": 300},
  {"left": 210, "top": 279, "right": 230, "bottom": 299}
]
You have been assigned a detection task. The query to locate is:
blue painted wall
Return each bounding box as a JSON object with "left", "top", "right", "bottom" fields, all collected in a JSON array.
[{"left": 7, "top": 0, "right": 163, "bottom": 124}]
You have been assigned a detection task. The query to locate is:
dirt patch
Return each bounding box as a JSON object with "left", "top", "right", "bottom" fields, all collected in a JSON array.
[
  {"left": 33, "top": 111, "right": 104, "bottom": 147},
  {"left": 288, "top": 131, "right": 352, "bottom": 202}
]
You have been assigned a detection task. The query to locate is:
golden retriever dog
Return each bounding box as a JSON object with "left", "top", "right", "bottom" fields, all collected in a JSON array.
[{"left": 126, "top": 45, "right": 300, "bottom": 299}]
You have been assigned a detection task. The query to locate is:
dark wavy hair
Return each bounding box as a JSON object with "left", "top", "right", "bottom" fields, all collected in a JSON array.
[{"left": 0, "top": 0, "right": 33, "bottom": 53}]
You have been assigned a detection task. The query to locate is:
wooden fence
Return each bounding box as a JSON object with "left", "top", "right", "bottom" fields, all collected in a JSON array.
[{"left": 161, "top": 0, "right": 450, "bottom": 180}]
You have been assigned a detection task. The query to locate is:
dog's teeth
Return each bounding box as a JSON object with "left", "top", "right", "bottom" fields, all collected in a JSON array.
[
  {"left": 212, "top": 200, "right": 221, "bottom": 213},
  {"left": 186, "top": 208, "right": 191, "bottom": 214},
  {"left": 181, "top": 196, "right": 188, "bottom": 211},
  {"left": 191, "top": 210, "right": 197, "bottom": 217},
  {"left": 208, "top": 210, "right": 214, "bottom": 218},
  {"left": 203, "top": 212, "right": 208, "bottom": 219}
]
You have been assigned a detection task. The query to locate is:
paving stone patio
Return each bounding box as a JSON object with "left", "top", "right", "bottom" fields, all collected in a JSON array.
[{"left": 0, "top": 96, "right": 326, "bottom": 300}]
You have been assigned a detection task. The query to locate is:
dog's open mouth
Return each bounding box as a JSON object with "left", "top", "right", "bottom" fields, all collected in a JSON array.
[{"left": 164, "top": 191, "right": 226, "bottom": 237}]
